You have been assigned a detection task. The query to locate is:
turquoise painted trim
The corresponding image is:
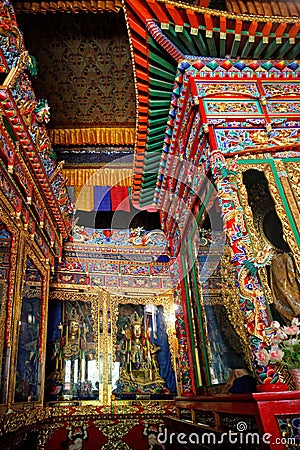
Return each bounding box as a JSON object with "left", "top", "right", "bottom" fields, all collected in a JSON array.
[
  {"left": 203, "top": 99, "right": 263, "bottom": 115},
  {"left": 188, "top": 240, "right": 211, "bottom": 386},
  {"left": 281, "top": 158, "right": 300, "bottom": 162},
  {"left": 237, "top": 159, "right": 270, "bottom": 165},
  {"left": 139, "top": 36, "right": 178, "bottom": 206},
  {"left": 193, "top": 183, "right": 215, "bottom": 233},
  {"left": 182, "top": 252, "right": 200, "bottom": 387}
]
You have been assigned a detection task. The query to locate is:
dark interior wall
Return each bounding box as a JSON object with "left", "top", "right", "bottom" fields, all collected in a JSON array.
[
  {"left": 76, "top": 208, "right": 162, "bottom": 230},
  {"left": 15, "top": 10, "right": 136, "bottom": 129}
]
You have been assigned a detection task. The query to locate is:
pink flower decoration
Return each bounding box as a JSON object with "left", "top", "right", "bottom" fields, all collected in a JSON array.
[
  {"left": 255, "top": 348, "right": 270, "bottom": 366},
  {"left": 269, "top": 346, "right": 284, "bottom": 363},
  {"left": 271, "top": 335, "right": 282, "bottom": 345},
  {"left": 283, "top": 325, "right": 299, "bottom": 336},
  {"left": 275, "top": 330, "right": 288, "bottom": 341},
  {"left": 255, "top": 317, "right": 300, "bottom": 369}
]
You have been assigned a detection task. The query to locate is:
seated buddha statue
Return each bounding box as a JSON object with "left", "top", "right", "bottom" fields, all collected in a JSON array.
[{"left": 117, "top": 311, "right": 166, "bottom": 392}]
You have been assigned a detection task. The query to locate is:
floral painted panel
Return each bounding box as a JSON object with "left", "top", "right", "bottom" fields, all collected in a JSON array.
[
  {"left": 204, "top": 100, "right": 262, "bottom": 115},
  {"left": 262, "top": 82, "right": 300, "bottom": 97},
  {"left": 215, "top": 128, "right": 300, "bottom": 154},
  {"left": 267, "top": 101, "right": 300, "bottom": 114},
  {"left": 195, "top": 82, "right": 259, "bottom": 98}
]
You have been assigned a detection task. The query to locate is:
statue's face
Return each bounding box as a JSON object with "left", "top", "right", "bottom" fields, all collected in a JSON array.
[
  {"left": 69, "top": 320, "right": 79, "bottom": 338},
  {"left": 133, "top": 323, "right": 141, "bottom": 338}
]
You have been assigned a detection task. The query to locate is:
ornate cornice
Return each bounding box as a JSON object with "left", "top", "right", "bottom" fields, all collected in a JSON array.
[{"left": 14, "top": 0, "right": 122, "bottom": 14}]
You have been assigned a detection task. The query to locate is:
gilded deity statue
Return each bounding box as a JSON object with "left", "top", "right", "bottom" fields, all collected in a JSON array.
[
  {"left": 69, "top": 319, "right": 80, "bottom": 341},
  {"left": 117, "top": 311, "right": 167, "bottom": 393},
  {"left": 63, "top": 315, "right": 81, "bottom": 360}
]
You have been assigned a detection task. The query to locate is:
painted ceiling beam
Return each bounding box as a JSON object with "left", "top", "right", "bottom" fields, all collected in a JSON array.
[
  {"left": 204, "top": 14, "right": 217, "bottom": 57},
  {"left": 219, "top": 16, "right": 227, "bottom": 58},
  {"left": 252, "top": 22, "right": 273, "bottom": 58},
  {"left": 263, "top": 22, "right": 287, "bottom": 59},
  {"left": 165, "top": 3, "right": 185, "bottom": 27},
  {"left": 241, "top": 21, "right": 258, "bottom": 58},
  {"left": 277, "top": 38, "right": 298, "bottom": 59},
  {"left": 189, "top": 29, "right": 209, "bottom": 56},
  {"left": 162, "top": 26, "right": 192, "bottom": 54},
  {"left": 147, "top": 0, "right": 170, "bottom": 23},
  {"left": 178, "top": 28, "right": 200, "bottom": 54},
  {"left": 147, "top": 130, "right": 169, "bottom": 147},
  {"left": 230, "top": 19, "right": 243, "bottom": 57},
  {"left": 186, "top": 9, "right": 200, "bottom": 29},
  {"left": 276, "top": 23, "right": 300, "bottom": 58},
  {"left": 286, "top": 41, "right": 300, "bottom": 60},
  {"left": 144, "top": 155, "right": 162, "bottom": 166}
]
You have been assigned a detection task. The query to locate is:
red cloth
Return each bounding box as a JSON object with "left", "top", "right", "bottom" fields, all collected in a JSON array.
[{"left": 110, "top": 186, "right": 130, "bottom": 212}]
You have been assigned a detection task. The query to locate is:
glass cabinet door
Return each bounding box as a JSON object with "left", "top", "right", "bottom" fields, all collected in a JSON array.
[
  {"left": 14, "top": 258, "right": 43, "bottom": 403},
  {"left": 45, "top": 299, "right": 98, "bottom": 402},
  {"left": 0, "top": 222, "right": 12, "bottom": 404}
]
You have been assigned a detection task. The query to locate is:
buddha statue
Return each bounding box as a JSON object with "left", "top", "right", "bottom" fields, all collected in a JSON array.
[{"left": 117, "top": 311, "right": 166, "bottom": 393}]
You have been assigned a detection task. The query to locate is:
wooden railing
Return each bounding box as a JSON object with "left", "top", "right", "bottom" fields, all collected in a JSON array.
[{"left": 163, "top": 392, "right": 300, "bottom": 449}]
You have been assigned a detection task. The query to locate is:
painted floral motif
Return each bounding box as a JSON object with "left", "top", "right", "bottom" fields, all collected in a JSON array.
[
  {"left": 88, "top": 261, "right": 119, "bottom": 273},
  {"left": 205, "top": 101, "right": 261, "bottom": 115},
  {"left": 72, "top": 226, "right": 167, "bottom": 248},
  {"left": 256, "top": 318, "right": 300, "bottom": 369},
  {"left": 175, "top": 311, "right": 193, "bottom": 395},
  {"left": 277, "top": 416, "right": 300, "bottom": 446},
  {"left": 34, "top": 230, "right": 49, "bottom": 257},
  {"left": 215, "top": 128, "right": 300, "bottom": 154},
  {"left": 195, "top": 82, "right": 259, "bottom": 98},
  {"left": 267, "top": 101, "right": 300, "bottom": 114},
  {"left": 178, "top": 89, "right": 195, "bottom": 157},
  {"left": 212, "top": 158, "right": 269, "bottom": 345},
  {"left": 215, "top": 129, "right": 258, "bottom": 153},
  {"left": 120, "top": 264, "right": 150, "bottom": 276},
  {"left": 0, "top": 0, "right": 25, "bottom": 67},
  {"left": 263, "top": 82, "right": 300, "bottom": 97},
  {"left": 185, "top": 111, "right": 200, "bottom": 159}
]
